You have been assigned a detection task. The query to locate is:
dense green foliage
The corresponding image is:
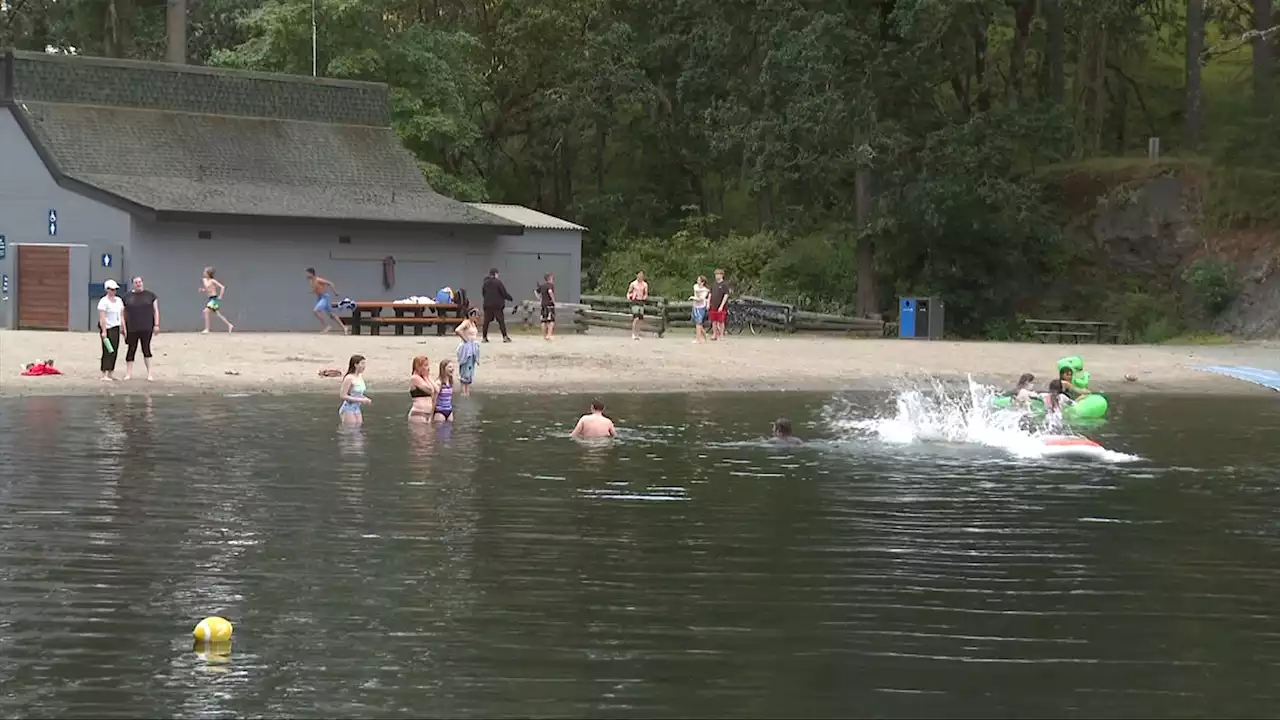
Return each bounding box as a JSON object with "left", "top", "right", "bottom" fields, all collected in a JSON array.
[{"left": 3, "top": 0, "right": 1277, "bottom": 334}]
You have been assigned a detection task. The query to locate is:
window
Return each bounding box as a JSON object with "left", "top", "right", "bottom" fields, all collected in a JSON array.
[
  {"left": 338, "top": 235, "right": 352, "bottom": 244},
  {"left": 198, "top": 230, "right": 212, "bottom": 240}
]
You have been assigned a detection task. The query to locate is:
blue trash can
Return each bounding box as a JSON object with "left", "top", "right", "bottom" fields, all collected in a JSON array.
[{"left": 899, "top": 298, "right": 916, "bottom": 338}]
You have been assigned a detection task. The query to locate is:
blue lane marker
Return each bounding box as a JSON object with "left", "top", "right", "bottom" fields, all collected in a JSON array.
[{"left": 1193, "top": 365, "right": 1280, "bottom": 392}]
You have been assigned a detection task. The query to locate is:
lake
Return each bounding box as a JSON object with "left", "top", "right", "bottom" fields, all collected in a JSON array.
[{"left": 0, "top": 388, "right": 1278, "bottom": 719}]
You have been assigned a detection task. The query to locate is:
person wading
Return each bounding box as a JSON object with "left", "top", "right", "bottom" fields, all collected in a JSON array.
[
  {"left": 481, "top": 268, "right": 513, "bottom": 343},
  {"left": 123, "top": 276, "right": 160, "bottom": 381}
]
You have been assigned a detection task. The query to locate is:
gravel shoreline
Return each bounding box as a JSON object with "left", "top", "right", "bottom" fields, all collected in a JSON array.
[{"left": 2, "top": 330, "right": 1275, "bottom": 398}]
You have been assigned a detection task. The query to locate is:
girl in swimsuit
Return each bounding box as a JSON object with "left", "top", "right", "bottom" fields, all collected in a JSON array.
[
  {"left": 200, "top": 267, "right": 234, "bottom": 333},
  {"left": 434, "top": 359, "right": 456, "bottom": 423},
  {"left": 339, "top": 354, "right": 370, "bottom": 425},
  {"left": 407, "top": 355, "right": 435, "bottom": 424},
  {"left": 455, "top": 308, "right": 481, "bottom": 396}
]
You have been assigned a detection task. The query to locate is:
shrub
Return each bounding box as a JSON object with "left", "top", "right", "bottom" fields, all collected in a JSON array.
[{"left": 1182, "top": 257, "right": 1240, "bottom": 317}]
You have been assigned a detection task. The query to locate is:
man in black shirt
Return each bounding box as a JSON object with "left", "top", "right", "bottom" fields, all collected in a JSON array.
[
  {"left": 481, "top": 268, "right": 513, "bottom": 342},
  {"left": 122, "top": 276, "right": 160, "bottom": 381},
  {"left": 709, "top": 268, "right": 731, "bottom": 341},
  {"left": 535, "top": 273, "right": 557, "bottom": 340}
]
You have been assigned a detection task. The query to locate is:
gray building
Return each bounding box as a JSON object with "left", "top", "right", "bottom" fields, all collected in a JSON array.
[{"left": 0, "top": 51, "right": 584, "bottom": 332}]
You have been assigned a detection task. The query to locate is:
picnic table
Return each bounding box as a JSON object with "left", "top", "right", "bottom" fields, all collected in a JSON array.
[
  {"left": 342, "top": 301, "right": 463, "bottom": 336},
  {"left": 1025, "top": 318, "right": 1121, "bottom": 344}
]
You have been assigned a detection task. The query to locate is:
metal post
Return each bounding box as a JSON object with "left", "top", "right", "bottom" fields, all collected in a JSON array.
[
  {"left": 1147, "top": 136, "right": 1161, "bottom": 161},
  {"left": 311, "top": 0, "right": 318, "bottom": 76}
]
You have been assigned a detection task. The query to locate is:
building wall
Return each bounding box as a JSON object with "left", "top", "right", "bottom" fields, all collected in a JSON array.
[
  {"left": 128, "top": 219, "right": 501, "bottom": 331},
  {"left": 0, "top": 108, "right": 132, "bottom": 329},
  {"left": 493, "top": 229, "right": 582, "bottom": 304}
]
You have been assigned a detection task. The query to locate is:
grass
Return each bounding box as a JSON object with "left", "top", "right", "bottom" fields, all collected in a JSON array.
[{"left": 1162, "top": 332, "right": 1235, "bottom": 346}]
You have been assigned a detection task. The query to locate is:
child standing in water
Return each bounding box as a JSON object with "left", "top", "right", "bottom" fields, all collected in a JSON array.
[
  {"left": 200, "top": 267, "right": 234, "bottom": 333},
  {"left": 434, "top": 360, "right": 456, "bottom": 423},
  {"left": 339, "top": 354, "right": 371, "bottom": 425},
  {"left": 455, "top": 308, "right": 481, "bottom": 396}
]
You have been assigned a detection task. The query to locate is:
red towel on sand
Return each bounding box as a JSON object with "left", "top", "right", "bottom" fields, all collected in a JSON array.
[{"left": 22, "top": 363, "right": 62, "bottom": 376}]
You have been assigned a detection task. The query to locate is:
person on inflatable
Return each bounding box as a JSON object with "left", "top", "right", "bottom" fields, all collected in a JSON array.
[
  {"left": 1043, "top": 379, "right": 1075, "bottom": 424},
  {"left": 1008, "top": 373, "right": 1037, "bottom": 405},
  {"left": 1058, "top": 366, "right": 1091, "bottom": 400}
]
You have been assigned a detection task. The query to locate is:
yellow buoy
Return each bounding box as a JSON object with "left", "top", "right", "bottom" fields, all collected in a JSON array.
[{"left": 192, "top": 616, "right": 233, "bottom": 643}]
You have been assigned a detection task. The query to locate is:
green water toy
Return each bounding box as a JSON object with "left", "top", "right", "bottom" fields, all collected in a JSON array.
[
  {"left": 991, "top": 355, "right": 1110, "bottom": 419},
  {"left": 991, "top": 392, "right": 1109, "bottom": 420}
]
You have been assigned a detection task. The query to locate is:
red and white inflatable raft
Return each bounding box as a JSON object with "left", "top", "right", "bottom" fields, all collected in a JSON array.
[{"left": 1039, "top": 435, "right": 1108, "bottom": 460}]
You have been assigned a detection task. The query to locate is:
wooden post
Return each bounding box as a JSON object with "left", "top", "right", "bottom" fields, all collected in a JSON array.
[{"left": 1147, "top": 136, "right": 1161, "bottom": 161}]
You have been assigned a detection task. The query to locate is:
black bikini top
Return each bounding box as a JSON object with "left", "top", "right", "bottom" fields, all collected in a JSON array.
[{"left": 410, "top": 386, "right": 431, "bottom": 398}]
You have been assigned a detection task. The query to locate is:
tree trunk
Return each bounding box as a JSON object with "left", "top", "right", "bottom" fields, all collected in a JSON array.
[
  {"left": 595, "top": 117, "right": 607, "bottom": 194},
  {"left": 1254, "top": 0, "right": 1274, "bottom": 116},
  {"left": 756, "top": 183, "right": 774, "bottom": 229},
  {"left": 1009, "top": 0, "right": 1036, "bottom": 104},
  {"left": 1045, "top": 0, "right": 1065, "bottom": 104},
  {"left": 166, "top": 0, "right": 187, "bottom": 65},
  {"left": 854, "top": 168, "right": 878, "bottom": 319},
  {"left": 973, "top": 20, "right": 992, "bottom": 113},
  {"left": 104, "top": 0, "right": 136, "bottom": 58},
  {"left": 1185, "top": 0, "right": 1205, "bottom": 150}
]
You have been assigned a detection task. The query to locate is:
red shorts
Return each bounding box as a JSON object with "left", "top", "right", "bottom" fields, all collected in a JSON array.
[{"left": 708, "top": 309, "right": 727, "bottom": 323}]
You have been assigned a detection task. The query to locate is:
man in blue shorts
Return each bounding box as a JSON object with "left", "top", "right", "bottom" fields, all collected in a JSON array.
[{"left": 306, "top": 267, "right": 346, "bottom": 333}]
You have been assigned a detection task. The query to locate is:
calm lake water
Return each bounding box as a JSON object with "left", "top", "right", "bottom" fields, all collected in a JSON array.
[{"left": 0, "top": 389, "right": 1278, "bottom": 719}]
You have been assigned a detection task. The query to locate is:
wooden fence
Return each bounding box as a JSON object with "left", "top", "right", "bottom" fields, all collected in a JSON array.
[
  {"left": 578, "top": 294, "right": 668, "bottom": 337},
  {"left": 512, "top": 294, "right": 887, "bottom": 337}
]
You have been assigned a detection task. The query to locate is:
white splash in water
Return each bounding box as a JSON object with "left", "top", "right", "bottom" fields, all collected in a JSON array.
[{"left": 827, "top": 377, "right": 1140, "bottom": 463}]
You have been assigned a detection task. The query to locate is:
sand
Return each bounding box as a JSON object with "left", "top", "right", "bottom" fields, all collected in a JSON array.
[{"left": 1, "top": 328, "right": 1276, "bottom": 398}]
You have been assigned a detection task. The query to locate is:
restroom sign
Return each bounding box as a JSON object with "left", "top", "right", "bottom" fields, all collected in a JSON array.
[
  {"left": 48, "top": 209, "right": 58, "bottom": 236},
  {"left": 0, "top": 234, "right": 6, "bottom": 259},
  {"left": 101, "top": 253, "right": 113, "bottom": 268}
]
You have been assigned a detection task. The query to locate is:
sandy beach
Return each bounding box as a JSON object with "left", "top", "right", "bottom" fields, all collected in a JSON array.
[{"left": 0, "top": 328, "right": 1276, "bottom": 397}]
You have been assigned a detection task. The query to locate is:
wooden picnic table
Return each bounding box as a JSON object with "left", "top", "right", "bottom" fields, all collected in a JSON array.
[
  {"left": 343, "top": 301, "right": 463, "bottom": 336},
  {"left": 1025, "top": 318, "right": 1121, "bottom": 344}
]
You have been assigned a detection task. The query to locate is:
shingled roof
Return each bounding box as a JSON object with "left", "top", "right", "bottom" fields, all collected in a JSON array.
[{"left": 0, "top": 51, "right": 519, "bottom": 230}]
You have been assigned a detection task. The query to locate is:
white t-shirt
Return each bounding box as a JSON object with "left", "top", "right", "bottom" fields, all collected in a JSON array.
[
  {"left": 98, "top": 295, "right": 124, "bottom": 329},
  {"left": 692, "top": 285, "right": 710, "bottom": 309}
]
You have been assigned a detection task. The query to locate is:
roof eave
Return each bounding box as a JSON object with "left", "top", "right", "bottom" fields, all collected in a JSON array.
[{"left": 151, "top": 209, "right": 526, "bottom": 234}]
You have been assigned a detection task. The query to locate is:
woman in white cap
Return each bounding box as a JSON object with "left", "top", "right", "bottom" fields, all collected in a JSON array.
[{"left": 97, "top": 279, "right": 126, "bottom": 381}]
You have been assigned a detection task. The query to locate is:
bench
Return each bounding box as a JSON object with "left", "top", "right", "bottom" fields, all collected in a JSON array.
[
  {"left": 1025, "top": 318, "right": 1121, "bottom": 344},
  {"left": 343, "top": 302, "right": 465, "bottom": 336}
]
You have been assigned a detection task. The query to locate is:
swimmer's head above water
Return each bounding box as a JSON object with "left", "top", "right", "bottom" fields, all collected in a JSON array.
[
  {"left": 1017, "top": 372, "right": 1035, "bottom": 388},
  {"left": 773, "top": 417, "right": 793, "bottom": 436},
  {"left": 590, "top": 400, "right": 606, "bottom": 414}
]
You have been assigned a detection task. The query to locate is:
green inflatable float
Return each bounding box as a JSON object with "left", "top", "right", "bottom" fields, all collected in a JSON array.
[{"left": 991, "top": 355, "right": 1110, "bottom": 420}]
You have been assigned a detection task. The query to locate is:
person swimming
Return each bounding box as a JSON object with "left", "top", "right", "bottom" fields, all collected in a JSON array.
[
  {"left": 339, "top": 354, "right": 370, "bottom": 424},
  {"left": 407, "top": 355, "right": 434, "bottom": 423},
  {"left": 771, "top": 417, "right": 804, "bottom": 445},
  {"left": 434, "top": 359, "right": 455, "bottom": 423},
  {"left": 571, "top": 401, "right": 617, "bottom": 438}
]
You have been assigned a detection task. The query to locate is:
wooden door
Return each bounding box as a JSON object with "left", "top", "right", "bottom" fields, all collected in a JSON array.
[{"left": 17, "top": 245, "right": 70, "bottom": 330}]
